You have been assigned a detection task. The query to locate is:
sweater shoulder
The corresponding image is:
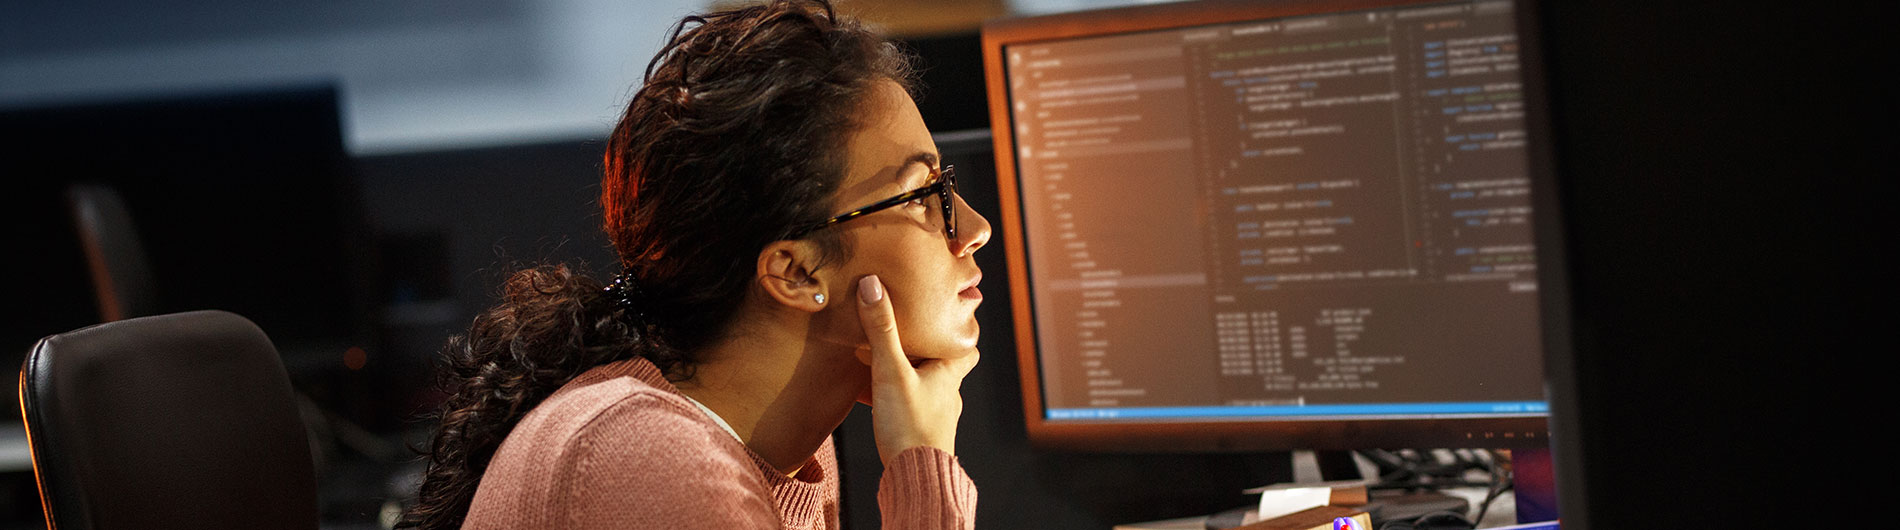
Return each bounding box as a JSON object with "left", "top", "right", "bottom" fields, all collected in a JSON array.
[
  {"left": 465, "top": 374, "right": 777, "bottom": 529},
  {"left": 502, "top": 374, "right": 757, "bottom": 477}
]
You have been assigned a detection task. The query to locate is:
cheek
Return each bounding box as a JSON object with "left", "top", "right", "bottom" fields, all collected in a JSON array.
[
  {"left": 888, "top": 279, "right": 946, "bottom": 328},
  {"left": 857, "top": 234, "right": 948, "bottom": 309},
  {"left": 891, "top": 278, "right": 984, "bottom": 356},
  {"left": 841, "top": 229, "right": 967, "bottom": 352},
  {"left": 884, "top": 273, "right": 958, "bottom": 349}
]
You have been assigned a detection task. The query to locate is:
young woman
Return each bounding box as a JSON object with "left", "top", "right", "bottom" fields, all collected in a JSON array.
[{"left": 398, "top": 1, "right": 991, "bottom": 528}]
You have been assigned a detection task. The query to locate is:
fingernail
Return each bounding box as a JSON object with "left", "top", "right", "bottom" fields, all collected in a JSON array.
[{"left": 858, "top": 275, "right": 883, "bottom": 304}]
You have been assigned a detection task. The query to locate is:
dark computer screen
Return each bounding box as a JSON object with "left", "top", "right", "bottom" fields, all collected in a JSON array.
[
  {"left": 2, "top": 86, "right": 372, "bottom": 371},
  {"left": 985, "top": 0, "right": 1551, "bottom": 450}
]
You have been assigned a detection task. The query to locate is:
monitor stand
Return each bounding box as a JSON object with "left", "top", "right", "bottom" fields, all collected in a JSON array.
[
  {"left": 1358, "top": 492, "right": 1470, "bottom": 528},
  {"left": 1313, "top": 450, "right": 1365, "bottom": 482},
  {"left": 1208, "top": 451, "right": 1471, "bottom": 530},
  {"left": 1306, "top": 450, "right": 1470, "bottom": 528}
]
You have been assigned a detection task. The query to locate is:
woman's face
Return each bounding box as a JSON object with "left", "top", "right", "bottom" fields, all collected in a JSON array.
[{"left": 821, "top": 79, "right": 992, "bottom": 360}]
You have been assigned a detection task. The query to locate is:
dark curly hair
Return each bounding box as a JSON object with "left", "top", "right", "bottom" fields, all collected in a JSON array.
[{"left": 398, "top": 1, "right": 914, "bottom": 528}]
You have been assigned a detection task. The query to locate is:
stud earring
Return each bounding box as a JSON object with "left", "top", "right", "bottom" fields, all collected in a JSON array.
[{"left": 814, "top": 293, "right": 827, "bottom": 305}]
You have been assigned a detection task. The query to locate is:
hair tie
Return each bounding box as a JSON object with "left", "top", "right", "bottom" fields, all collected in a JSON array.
[{"left": 604, "top": 271, "right": 650, "bottom": 326}]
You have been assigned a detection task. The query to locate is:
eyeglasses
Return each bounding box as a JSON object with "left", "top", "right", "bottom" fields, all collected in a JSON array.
[{"left": 798, "top": 165, "right": 957, "bottom": 246}]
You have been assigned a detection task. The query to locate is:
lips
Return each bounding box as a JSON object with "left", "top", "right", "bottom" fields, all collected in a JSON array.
[{"left": 957, "top": 272, "right": 983, "bottom": 301}]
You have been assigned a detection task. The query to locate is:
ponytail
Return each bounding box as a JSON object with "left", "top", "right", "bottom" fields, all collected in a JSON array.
[{"left": 398, "top": 264, "right": 652, "bottom": 529}]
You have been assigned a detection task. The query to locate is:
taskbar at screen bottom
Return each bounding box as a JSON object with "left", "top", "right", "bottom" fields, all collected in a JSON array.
[
  {"left": 1027, "top": 405, "right": 1551, "bottom": 450},
  {"left": 1046, "top": 401, "right": 1549, "bottom": 420}
]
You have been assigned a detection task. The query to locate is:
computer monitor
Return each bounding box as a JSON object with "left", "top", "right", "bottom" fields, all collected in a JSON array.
[
  {"left": 2, "top": 85, "right": 373, "bottom": 376},
  {"left": 983, "top": 0, "right": 1557, "bottom": 451}
]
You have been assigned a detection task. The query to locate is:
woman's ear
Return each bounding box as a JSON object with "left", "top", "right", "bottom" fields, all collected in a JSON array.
[{"left": 756, "top": 240, "right": 830, "bottom": 313}]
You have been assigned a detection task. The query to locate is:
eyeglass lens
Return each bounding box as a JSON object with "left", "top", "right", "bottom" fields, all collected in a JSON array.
[{"left": 940, "top": 167, "right": 958, "bottom": 247}]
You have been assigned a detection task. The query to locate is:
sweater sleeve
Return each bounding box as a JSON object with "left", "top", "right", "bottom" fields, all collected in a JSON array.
[
  {"left": 875, "top": 446, "right": 978, "bottom": 530},
  {"left": 547, "top": 392, "right": 782, "bottom": 530}
]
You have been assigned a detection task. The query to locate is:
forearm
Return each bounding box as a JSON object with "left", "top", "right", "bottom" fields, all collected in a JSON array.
[{"left": 876, "top": 446, "right": 977, "bottom": 530}]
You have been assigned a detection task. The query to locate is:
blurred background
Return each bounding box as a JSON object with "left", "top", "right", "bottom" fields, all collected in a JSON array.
[{"left": 1, "top": 0, "right": 1222, "bottom": 528}]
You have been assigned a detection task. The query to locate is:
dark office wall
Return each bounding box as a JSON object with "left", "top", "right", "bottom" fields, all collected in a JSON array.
[
  {"left": 350, "top": 141, "right": 621, "bottom": 430},
  {"left": 354, "top": 141, "right": 618, "bottom": 323},
  {"left": 900, "top": 32, "right": 991, "bottom": 132},
  {"left": 1533, "top": 2, "right": 1885, "bottom": 528}
]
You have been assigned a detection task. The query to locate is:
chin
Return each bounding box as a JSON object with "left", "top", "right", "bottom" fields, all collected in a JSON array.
[
  {"left": 951, "top": 317, "right": 980, "bottom": 351},
  {"left": 949, "top": 341, "right": 980, "bottom": 359},
  {"left": 907, "top": 331, "right": 979, "bottom": 360},
  {"left": 946, "top": 345, "right": 980, "bottom": 360},
  {"left": 897, "top": 304, "right": 981, "bottom": 355}
]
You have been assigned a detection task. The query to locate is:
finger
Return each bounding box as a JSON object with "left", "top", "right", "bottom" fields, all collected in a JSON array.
[{"left": 856, "top": 275, "right": 915, "bottom": 382}]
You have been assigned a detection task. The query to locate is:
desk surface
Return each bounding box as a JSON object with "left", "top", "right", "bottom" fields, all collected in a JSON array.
[{"left": 1115, "top": 487, "right": 1523, "bottom": 530}]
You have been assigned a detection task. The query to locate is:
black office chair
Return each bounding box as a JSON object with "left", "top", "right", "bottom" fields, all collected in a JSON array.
[{"left": 18, "top": 310, "right": 318, "bottom": 529}]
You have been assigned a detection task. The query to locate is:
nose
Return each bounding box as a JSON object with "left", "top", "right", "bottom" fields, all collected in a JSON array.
[{"left": 951, "top": 192, "right": 991, "bottom": 257}]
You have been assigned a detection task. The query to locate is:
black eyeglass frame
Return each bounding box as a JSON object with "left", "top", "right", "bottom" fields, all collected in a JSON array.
[{"left": 797, "top": 165, "right": 957, "bottom": 244}]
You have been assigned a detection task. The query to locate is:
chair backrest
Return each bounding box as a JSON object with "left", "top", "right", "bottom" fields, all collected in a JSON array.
[
  {"left": 66, "top": 184, "right": 159, "bottom": 322},
  {"left": 18, "top": 310, "right": 317, "bottom": 530}
]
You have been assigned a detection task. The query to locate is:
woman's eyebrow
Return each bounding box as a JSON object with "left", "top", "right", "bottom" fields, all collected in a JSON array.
[{"left": 895, "top": 151, "right": 940, "bottom": 186}]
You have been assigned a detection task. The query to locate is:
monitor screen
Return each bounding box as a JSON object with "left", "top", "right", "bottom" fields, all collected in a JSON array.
[
  {"left": 2, "top": 86, "right": 372, "bottom": 373},
  {"left": 983, "top": 0, "right": 1552, "bottom": 450}
]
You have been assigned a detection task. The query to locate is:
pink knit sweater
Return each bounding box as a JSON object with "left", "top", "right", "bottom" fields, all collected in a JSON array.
[{"left": 462, "top": 356, "right": 977, "bottom": 529}]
